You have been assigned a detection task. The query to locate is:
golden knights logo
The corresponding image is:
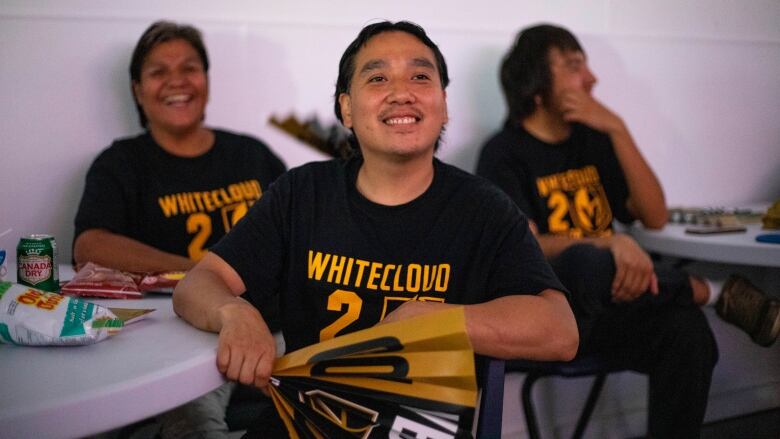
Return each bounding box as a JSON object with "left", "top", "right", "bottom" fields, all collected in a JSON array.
[
  {"left": 536, "top": 165, "right": 613, "bottom": 238},
  {"left": 269, "top": 309, "right": 476, "bottom": 438}
]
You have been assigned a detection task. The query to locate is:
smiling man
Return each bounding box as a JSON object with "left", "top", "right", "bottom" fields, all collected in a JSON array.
[{"left": 173, "top": 21, "right": 578, "bottom": 437}]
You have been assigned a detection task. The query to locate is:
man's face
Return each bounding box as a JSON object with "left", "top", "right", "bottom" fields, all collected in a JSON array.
[
  {"left": 338, "top": 31, "right": 448, "bottom": 161},
  {"left": 133, "top": 38, "right": 209, "bottom": 135},
  {"left": 545, "top": 47, "right": 597, "bottom": 113}
]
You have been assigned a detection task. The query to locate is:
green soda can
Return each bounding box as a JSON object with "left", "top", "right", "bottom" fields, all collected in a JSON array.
[{"left": 17, "top": 234, "right": 60, "bottom": 292}]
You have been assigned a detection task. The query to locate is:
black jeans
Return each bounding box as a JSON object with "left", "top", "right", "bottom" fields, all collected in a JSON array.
[{"left": 552, "top": 244, "right": 719, "bottom": 439}]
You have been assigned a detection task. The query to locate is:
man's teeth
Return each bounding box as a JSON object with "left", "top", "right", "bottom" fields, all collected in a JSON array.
[
  {"left": 385, "top": 117, "right": 417, "bottom": 125},
  {"left": 165, "top": 95, "right": 190, "bottom": 104}
]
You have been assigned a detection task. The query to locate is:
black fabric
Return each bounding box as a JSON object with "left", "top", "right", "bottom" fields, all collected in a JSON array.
[
  {"left": 477, "top": 126, "right": 718, "bottom": 438},
  {"left": 556, "top": 246, "right": 718, "bottom": 437},
  {"left": 477, "top": 123, "right": 632, "bottom": 236},
  {"left": 74, "top": 129, "right": 286, "bottom": 329},
  {"left": 552, "top": 244, "right": 696, "bottom": 342},
  {"left": 74, "top": 129, "right": 286, "bottom": 257},
  {"left": 213, "top": 157, "right": 565, "bottom": 354}
]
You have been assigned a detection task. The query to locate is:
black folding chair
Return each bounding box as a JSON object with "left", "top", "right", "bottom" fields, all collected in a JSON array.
[
  {"left": 506, "top": 355, "right": 635, "bottom": 439},
  {"left": 476, "top": 357, "right": 506, "bottom": 438}
]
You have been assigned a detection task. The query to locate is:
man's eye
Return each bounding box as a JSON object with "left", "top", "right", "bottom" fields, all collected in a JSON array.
[
  {"left": 413, "top": 74, "right": 431, "bottom": 81},
  {"left": 368, "top": 76, "right": 385, "bottom": 83}
]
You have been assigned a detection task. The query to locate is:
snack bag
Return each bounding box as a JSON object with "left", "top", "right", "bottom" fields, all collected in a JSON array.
[
  {"left": 0, "top": 281, "right": 124, "bottom": 346},
  {"left": 138, "top": 271, "right": 186, "bottom": 293},
  {"left": 61, "top": 262, "right": 142, "bottom": 299}
]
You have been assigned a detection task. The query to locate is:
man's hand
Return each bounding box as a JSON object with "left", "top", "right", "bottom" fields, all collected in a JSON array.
[
  {"left": 560, "top": 89, "right": 624, "bottom": 135},
  {"left": 608, "top": 234, "right": 658, "bottom": 302},
  {"left": 216, "top": 302, "right": 277, "bottom": 394}
]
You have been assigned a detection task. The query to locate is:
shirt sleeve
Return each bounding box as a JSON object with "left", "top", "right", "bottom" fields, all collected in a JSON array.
[
  {"left": 211, "top": 170, "right": 291, "bottom": 304},
  {"left": 476, "top": 138, "right": 537, "bottom": 222}
]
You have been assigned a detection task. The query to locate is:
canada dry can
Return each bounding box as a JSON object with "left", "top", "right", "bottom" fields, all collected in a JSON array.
[{"left": 17, "top": 234, "right": 59, "bottom": 292}]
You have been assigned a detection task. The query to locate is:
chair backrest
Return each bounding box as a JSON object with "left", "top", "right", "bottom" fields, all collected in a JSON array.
[
  {"left": 505, "top": 355, "right": 635, "bottom": 439},
  {"left": 476, "top": 357, "right": 506, "bottom": 438}
]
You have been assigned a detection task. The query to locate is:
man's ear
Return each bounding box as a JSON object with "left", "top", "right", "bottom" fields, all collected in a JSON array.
[
  {"left": 442, "top": 90, "right": 448, "bottom": 124},
  {"left": 338, "top": 93, "right": 352, "bottom": 128}
]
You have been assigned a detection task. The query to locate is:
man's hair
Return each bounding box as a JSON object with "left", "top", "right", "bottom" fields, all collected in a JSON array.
[
  {"left": 333, "top": 20, "right": 450, "bottom": 123},
  {"left": 500, "top": 24, "right": 583, "bottom": 126},
  {"left": 129, "top": 21, "right": 210, "bottom": 128}
]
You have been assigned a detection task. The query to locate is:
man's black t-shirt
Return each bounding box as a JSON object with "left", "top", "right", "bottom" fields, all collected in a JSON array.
[
  {"left": 477, "top": 123, "right": 632, "bottom": 238},
  {"left": 213, "top": 157, "right": 566, "bottom": 353}
]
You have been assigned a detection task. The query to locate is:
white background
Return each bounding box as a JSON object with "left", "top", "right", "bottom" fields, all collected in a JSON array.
[
  {"left": 1, "top": 1, "right": 779, "bottom": 437},
  {"left": 2, "top": 0, "right": 779, "bottom": 262}
]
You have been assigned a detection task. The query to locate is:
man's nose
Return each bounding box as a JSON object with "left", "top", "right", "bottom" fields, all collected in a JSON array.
[
  {"left": 584, "top": 67, "right": 597, "bottom": 89},
  {"left": 387, "top": 80, "right": 415, "bottom": 104}
]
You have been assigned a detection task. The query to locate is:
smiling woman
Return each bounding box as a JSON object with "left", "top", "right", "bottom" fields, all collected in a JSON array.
[
  {"left": 132, "top": 39, "right": 210, "bottom": 148},
  {"left": 70, "top": 20, "right": 287, "bottom": 438},
  {"left": 129, "top": 23, "right": 213, "bottom": 156}
]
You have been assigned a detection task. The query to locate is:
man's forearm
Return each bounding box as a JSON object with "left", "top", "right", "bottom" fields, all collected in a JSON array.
[
  {"left": 607, "top": 124, "right": 667, "bottom": 229},
  {"left": 464, "top": 291, "right": 578, "bottom": 361},
  {"left": 172, "top": 253, "right": 251, "bottom": 332},
  {"left": 74, "top": 229, "right": 195, "bottom": 272},
  {"left": 385, "top": 291, "right": 578, "bottom": 361}
]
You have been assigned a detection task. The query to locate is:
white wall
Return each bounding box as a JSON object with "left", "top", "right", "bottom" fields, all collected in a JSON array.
[
  {"left": 1, "top": 1, "right": 779, "bottom": 436},
  {"left": 2, "top": 0, "right": 779, "bottom": 262}
]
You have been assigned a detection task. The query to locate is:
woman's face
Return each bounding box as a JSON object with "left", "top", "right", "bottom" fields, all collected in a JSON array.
[{"left": 133, "top": 38, "right": 208, "bottom": 136}]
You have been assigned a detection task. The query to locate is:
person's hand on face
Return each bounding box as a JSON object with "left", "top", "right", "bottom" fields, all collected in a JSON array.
[
  {"left": 559, "top": 89, "right": 623, "bottom": 134},
  {"left": 547, "top": 47, "right": 624, "bottom": 135}
]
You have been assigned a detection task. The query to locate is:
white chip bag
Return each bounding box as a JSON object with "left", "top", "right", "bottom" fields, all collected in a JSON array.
[{"left": 0, "top": 281, "right": 123, "bottom": 346}]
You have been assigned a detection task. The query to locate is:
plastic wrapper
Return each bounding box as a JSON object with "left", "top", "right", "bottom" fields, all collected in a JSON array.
[
  {"left": 61, "top": 262, "right": 185, "bottom": 298},
  {"left": 0, "top": 281, "right": 124, "bottom": 346},
  {"left": 61, "top": 262, "right": 142, "bottom": 299},
  {"left": 138, "top": 271, "right": 186, "bottom": 293},
  {"left": 270, "top": 307, "right": 477, "bottom": 438}
]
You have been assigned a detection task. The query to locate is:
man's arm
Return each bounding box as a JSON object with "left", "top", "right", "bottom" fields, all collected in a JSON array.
[
  {"left": 172, "top": 252, "right": 277, "bottom": 389},
  {"left": 73, "top": 229, "right": 194, "bottom": 272},
  {"left": 561, "top": 90, "right": 667, "bottom": 229},
  {"left": 382, "top": 290, "right": 578, "bottom": 361},
  {"left": 534, "top": 225, "right": 658, "bottom": 302}
]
